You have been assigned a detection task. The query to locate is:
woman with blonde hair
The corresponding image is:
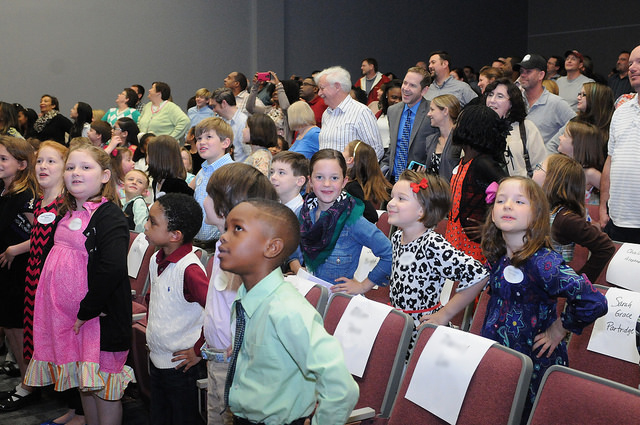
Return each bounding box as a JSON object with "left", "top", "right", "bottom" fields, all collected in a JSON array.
[
  {"left": 423, "top": 94, "right": 462, "bottom": 181},
  {"left": 287, "top": 100, "right": 319, "bottom": 159}
]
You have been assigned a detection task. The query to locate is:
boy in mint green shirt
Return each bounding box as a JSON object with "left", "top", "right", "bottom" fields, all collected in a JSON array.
[{"left": 218, "top": 199, "right": 358, "bottom": 425}]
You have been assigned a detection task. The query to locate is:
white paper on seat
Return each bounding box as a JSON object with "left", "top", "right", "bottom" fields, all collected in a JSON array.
[
  {"left": 333, "top": 295, "right": 393, "bottom": 378},
  {"left": 285, "top": 274, "right": 315, "bottom": 297},
  {"left": 587, "top": 287, "right": 640, "bottom": 364},
  {"left": 127, "top": 233, "right": 149, "bottom": 278},
  {"left": 440, "top": 279, "right": 455, "bottom": 305},
  {"left": 405, "top": 326, "right": 494, "bottom": 425},
  {"left": 297, "top": 268, "right": 332, "bottom": 291},
  {"left": 605, "top": 243, "right": 640, "bottom": 292},
  {"left": 354, "top": 246, "right": 380, "bottom": 283}
]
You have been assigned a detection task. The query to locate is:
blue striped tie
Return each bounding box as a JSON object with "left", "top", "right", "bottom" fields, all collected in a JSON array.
[
  {"left": 394, "top": 109, "right": 412, "bottom": 180},
  {"left": 223, "top": 301, "right": 245, "bottom": 410}
]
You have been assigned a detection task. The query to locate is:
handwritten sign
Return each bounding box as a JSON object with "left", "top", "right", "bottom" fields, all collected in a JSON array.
[
  {"left": 587, "top": 287, "right": 640, "bottom": 364},
  {"left": 284, "top": 274, "right": 315, "bottom": 297},
  {"left": 606, "top": 243, "right": 640, "bottom": 292},
  {"left": 127, "top": 233, "right": 149, "bottom": 278},
  {"left": 405, "top": 326, "right": 494, "bottom": 425},
  {"left": 333, "top": 295, "right": 393, "bottom": 377}
]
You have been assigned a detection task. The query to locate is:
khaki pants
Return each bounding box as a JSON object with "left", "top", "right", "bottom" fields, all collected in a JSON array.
[{"left": 207, "top": 359, "right": 233, "bottom": 425}]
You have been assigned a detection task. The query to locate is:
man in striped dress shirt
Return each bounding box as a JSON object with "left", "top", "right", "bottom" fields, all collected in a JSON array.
[
  {"left": 316, "top": 66, "right": 384, "bottom": 160},
  {"left": 600, "top": 44, "right": 640, "bottom": 243}
]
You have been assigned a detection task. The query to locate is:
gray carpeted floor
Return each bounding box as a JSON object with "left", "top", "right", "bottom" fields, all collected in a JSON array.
[{"left": 0, "top": 358, "right": 149, "bottom": 425}]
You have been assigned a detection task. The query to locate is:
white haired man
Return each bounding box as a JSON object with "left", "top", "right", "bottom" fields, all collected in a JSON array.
[{"left": 316, "top": 66, "right": 384, "bottom": 160}]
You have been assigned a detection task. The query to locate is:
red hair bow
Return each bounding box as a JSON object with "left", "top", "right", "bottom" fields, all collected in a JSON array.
[{"left": 410, "top": 178, "right": 428, "bottom": 193}]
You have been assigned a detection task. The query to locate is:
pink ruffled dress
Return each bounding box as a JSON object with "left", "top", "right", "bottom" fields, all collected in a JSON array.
[{"left": 25, "top": 199, "right": 134, "bottom": 400}]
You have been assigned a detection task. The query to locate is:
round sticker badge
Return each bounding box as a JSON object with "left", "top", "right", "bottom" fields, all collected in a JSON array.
[
  {"left": 398, "top": 251, "right": 416, "bottom": 267},
  {"left": 503, "top": 265, "right": 524, "bottom": 283},
  {"left": 37, "top": 212, "right": 56, "bottom": 225},
  {"left": 68, "top": 218, "right": 83, "bottom": 231}
]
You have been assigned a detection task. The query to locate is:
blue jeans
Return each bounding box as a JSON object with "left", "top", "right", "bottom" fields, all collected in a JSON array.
[{"left": 150, "top": 360, "right": 206, "bottom": 425}]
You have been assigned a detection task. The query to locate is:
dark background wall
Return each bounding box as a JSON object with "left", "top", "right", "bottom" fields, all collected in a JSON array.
[
  {"left": 282, "top": 1, "right": 527, "bottom": 81},
  {"left": 527, "top": 1, "right": 640, "bottom": 78},
  {"left": 2, "top": 0, "right": 635, "bottom": 115}
]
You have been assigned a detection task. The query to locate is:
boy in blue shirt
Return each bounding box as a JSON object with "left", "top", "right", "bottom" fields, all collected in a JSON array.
[{"left": 219, "top": 199, "right": 358, "bottom": 425}]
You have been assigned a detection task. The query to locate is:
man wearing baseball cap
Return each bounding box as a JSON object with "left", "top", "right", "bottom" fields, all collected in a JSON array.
[
  {"left": 514, "top": 53, "right": 576, "bottom": 150},
  {"left": 556, "top": 50, "right": 594, "bottom": 111}
]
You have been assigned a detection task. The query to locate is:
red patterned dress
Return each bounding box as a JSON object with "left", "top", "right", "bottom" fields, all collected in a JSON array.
[
  {"left": 446, "top": 154, "right": 507, "bottom": 263},
  {"left": 23, "top": 196, "right": 62, "bottom": 359},
  {"left": 446, "top": 159, "right": 485, "bottom": 262}
]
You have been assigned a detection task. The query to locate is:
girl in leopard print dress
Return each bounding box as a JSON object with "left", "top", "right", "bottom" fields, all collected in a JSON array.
[{"left": 387, "top": 170, "right": 488, "bottom": 354}]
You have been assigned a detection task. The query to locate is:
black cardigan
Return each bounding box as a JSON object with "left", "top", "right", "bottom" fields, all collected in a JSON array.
[
  {"left": 77, "top": 202, "right": 132, "bottom": 352},
  {"left": 34, "top": 114, "right": 72, "bottom": 144}
]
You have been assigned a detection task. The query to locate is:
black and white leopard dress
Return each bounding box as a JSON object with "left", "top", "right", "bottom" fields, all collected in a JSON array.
[{"left": 390, "top": 229, "right": 488, "bottom": 354}]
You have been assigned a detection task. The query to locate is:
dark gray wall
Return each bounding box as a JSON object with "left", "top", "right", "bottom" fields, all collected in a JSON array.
[
  {"left": 3, "top": 0, "right": 529, "bottom": 115},
  {"left": 528, "top": 1, "right": 640, "bottom": 77},
  {"left": 283, "top": 1, "right": 528, "bottom": 80}
]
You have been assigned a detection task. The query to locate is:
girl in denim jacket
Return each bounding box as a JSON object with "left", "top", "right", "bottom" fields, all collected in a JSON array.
[{"left": 298, "top": 149, "right": 392, "bottom": 294}]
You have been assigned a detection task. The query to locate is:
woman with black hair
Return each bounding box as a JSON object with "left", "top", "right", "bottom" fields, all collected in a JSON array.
[
  {"left": 485, "top": 78, "right": 548, "bottom": 177},
  {"left": 69, "top": 101, "right": 93, "bottom": 139},
  {"left": 445, "top": 105, "right": 509, "bottom": 262},
  {"left": 101, "top": 88, "right": 141, "bottom": 126},
  {"left": 16, "top": 107, "right": 37, "bottom": 139},
  {"left": 104, "top": 117, "right": 140, "bottom": 156},
  {"left": 375, "top": 79, "right": 402, "bottom": 154},
  {"left": 33, "top": 94, "right": 72, "bottom": 144}
]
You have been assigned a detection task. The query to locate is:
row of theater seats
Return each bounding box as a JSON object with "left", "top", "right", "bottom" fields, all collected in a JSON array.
[{"left": 125, "top": 209, "right": 639, "bottom": 425}]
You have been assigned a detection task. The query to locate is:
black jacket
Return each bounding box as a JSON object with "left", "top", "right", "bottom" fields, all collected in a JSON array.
[{"left": 77, "top": 202, "right": 132, "bottom": 352}]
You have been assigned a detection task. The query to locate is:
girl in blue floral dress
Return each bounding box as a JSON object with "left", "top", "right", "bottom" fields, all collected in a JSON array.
[{"left": 480, "top": 176, "right": 607, "bottom": 417}]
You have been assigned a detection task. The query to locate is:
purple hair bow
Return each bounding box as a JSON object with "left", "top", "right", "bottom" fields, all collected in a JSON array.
[{"left": 485, "top": 181, "right": 499, "bottom": 204}]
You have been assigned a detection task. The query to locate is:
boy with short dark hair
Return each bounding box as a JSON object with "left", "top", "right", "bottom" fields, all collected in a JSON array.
[
  {"left": 191, "top": 117, "right": 234, "bottom": 246},
  {"left": 88, "top": 120, "right": 111, "bottom": 148},
  {"left": 219, "top": 199, "right": 359, "bottom": 425},
  {"left": 144, "top": 193, "right": 209, "bottom": 425},
  {"left": 270, "top": 151, "right": 309, "bottom": 215},
  {"left": 202, "top": 163, "right": 278, "bottom": 425}
]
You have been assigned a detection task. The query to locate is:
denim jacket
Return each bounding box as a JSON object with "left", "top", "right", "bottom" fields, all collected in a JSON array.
[{"left": 309, "top": 209, "right": 392, "bottom": 286}]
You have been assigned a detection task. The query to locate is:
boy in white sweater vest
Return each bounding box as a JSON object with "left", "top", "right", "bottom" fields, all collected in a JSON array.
[{"left": 144, "top": 193, "right": 209, "bottom": 425}]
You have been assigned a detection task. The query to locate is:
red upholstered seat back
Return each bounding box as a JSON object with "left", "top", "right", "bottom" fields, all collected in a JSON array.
[
  {"left": 388, "top": 324, "right": 531, "bottom": 425},
  {"left": 528, "top": 365, "right": 640, "bottom": 425},
  {"left": 324, "top": 293, "right": 412, "bottom": 418}
]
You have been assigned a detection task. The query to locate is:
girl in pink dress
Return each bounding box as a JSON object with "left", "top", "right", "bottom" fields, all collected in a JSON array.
[{"left": 25, "top": 144, "right": 134, "bottom": 425}]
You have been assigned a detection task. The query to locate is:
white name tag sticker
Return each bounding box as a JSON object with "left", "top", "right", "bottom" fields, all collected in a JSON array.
[
  {"left": 587, "top": 287, "right": 640, "bottom": 364},
  {"left": 405, "top": 326, "right": 494, "bottom": 425},
  {"left": 333, "top": 295, "right": 393, "bottom": 378},
  {"left": 37, "top": 212, "right": 56, "bottom": 225}
]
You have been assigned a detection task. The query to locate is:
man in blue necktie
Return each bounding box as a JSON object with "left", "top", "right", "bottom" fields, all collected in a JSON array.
[{"left": 382, "top": 67, "right": 437, "bottom": 182}]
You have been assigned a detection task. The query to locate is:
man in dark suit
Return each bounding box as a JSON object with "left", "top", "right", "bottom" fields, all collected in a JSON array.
[{"left": 382, "top": 67, "right": 436, "bottom": 182}]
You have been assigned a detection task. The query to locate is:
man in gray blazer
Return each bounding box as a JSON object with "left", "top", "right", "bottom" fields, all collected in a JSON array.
[{"left": 382, "top": 66, "right": 437, "bottom": 182}]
